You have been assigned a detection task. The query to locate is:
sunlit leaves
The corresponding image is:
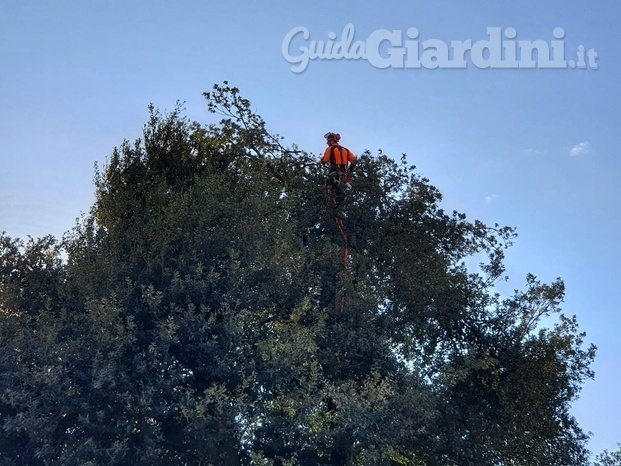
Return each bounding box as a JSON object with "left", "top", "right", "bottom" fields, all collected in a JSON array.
[{"left": 0, "top": 83, "right": 598, "bottom": 465}]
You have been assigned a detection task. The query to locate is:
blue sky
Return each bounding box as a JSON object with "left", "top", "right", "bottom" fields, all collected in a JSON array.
[{"left": 1, "top": 0, "right": 619, "bottom": 457}]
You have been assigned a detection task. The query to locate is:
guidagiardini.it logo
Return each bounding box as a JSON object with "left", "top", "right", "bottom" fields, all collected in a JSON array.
[{"left": 282, "top": 23, "right": 599, "bottom": 73}]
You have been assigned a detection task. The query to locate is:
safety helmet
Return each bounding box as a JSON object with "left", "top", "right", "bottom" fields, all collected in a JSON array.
[{"left": 324, "top": 132, "right": 341, "bottom": 142}]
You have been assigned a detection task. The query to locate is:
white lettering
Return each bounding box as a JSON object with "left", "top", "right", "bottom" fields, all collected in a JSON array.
[
  {"left": 366, "top": 29, "right": 404, "bottom": 69},
  {"left": 281, "top": 26, "right": 311, "bottom": 73},
  {"left": 281, "top": 25, "right": 598, "bottom": 72}
]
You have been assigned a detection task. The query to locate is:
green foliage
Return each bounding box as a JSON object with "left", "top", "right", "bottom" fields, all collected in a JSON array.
[
  {"left": 0, "top": 82, "right": 599, "bottom": 465},
  {"left": 595, "top": 445, "right": 621, "bottom": 466}
]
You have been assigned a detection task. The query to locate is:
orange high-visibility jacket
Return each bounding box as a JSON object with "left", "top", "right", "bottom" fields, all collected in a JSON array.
[{"left": 322, "top": 142, "right": 355, "bottom": 168}]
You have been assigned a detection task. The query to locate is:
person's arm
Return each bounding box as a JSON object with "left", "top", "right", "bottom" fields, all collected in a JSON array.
[
  {"left": 321, "top": 147, "right": 331, "bottom": 164},
  {"left": 347, "top": 150, "right": 356, "bottom": 171}
]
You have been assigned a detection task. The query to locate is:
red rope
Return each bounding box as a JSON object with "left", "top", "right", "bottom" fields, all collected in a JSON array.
[
  {"left": 332, "top": 199, "right": 350, "bottom": 314},
  {"left": 326, "top": 176, "right": 352, "bottom": 315},
  {"left": 334, "top": 215, "right": 349, "bottom": 265}
]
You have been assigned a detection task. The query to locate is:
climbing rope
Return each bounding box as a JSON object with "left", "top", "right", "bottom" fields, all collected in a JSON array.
[
  {"left": 325, "top": 169, "right": 353, "bottom": 314},
  {"left": 333, "top": 211, "right": 349, "bottom": 265}
]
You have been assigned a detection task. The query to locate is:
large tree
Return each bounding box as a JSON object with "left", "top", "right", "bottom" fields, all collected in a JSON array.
[{"left": 0, "top": 83, "right": 596, "bottom": 465}]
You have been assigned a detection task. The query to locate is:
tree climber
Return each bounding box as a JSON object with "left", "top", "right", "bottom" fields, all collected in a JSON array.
[{"left": 321, "top": 132, "right": 356, "bottom": 203}]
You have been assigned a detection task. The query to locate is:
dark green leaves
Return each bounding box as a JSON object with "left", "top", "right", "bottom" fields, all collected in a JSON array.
[{"left": 0, "top": 84, "right": 599, "bottom": 465}]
